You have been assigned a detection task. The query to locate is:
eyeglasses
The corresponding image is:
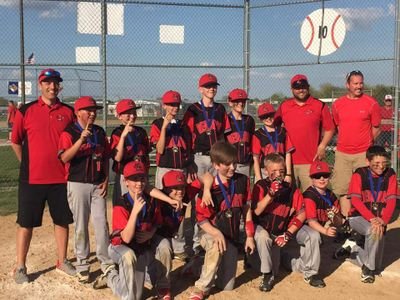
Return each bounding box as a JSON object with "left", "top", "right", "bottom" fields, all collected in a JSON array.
[
  {"left": 43, "top": 70, "right": 60, "bottom": 77},
  {"left": 346, "top": 70, "right": 363, "bottom": 82},
  {"left": 310, "top": 173, "right": 330, "bottom": 179}
]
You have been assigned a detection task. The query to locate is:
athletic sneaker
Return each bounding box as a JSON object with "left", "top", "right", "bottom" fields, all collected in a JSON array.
[
  {"left": 77, "top": 270, "right": 90, "bottom": 283},
  {"left": 304, "top": 275, "right": 326, "bottom": 288},
  {"left": 14, "top": 266, "right": 29, "bottom": 284},
  {"left": 333, "top": 239, "right": 357, "bottom": 260},
  {"left": 361, "top": 265, "right": 375, "bottom": 283},
  {"left": 56, "top": 259, "right": 77, "bottom": 277},
  {"left": 93, "top": 265, "right": 116, "bottom": 289},
  {"left": 259, "top": 273, "right": 274, "bottom": 292},
  {"left": 174, "top": 252, "right": 189, "bottom": 262},
  {"left": 189, "top": 288, "right": 207, "bottom": 300}
]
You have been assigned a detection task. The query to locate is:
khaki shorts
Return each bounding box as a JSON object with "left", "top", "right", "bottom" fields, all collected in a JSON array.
[
  {"left": 293, "top": 164, "right": 312, "bottom": 192},
  {"left": 331, "top": 150, "right": 367, "bottom": 196}
]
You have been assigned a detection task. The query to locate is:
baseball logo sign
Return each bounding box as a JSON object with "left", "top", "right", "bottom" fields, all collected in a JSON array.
[{"left": 300, "top": 8, "right": 346, "bottom": 56}]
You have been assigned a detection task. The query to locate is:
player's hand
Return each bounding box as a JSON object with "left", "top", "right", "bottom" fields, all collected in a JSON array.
[
  {"left": 79, "top": 128, "right": 92, "bottom": 142},
  {"left": 313, "top": 145, "right": 326, "bottom": 161},
  {"left": 162, "top": 113, "right": 173, "bottom": 129},
  {"left": 135, "top": 226, "right": 156, "bottom": 243},
  {"left": 284, "top": 174, "right": 292, "bottom": 185},
  {"left": 186, "top": 163, "right": 198, "bottom": 183},
  {"left": 98, "top": 179, "right": 108, "bottom": 197},
  {"left": 370, "top": 217, "right": 385, "bottom": 226},
  {"left": 132, "top": 192, "right": 146, "bottom": 216},
  {"left": 325, "top": 226, "right": 337, "bottom": 237},
  {"left": 245, "top": 237, "right": 255, "bottom": 255},
  {"left": 330, "top": 206, "right": 339, "bottom": 214},
  {"left": 121, "top": 120, "right": 134, "bottom": 138},
  {"left": 169, "top": 198, "right": 183, "bottom": 211},
  {"left": 268, "top": 180, "right": 282, "bottom": 197},
  {"left": 371, "top": 222, "right": 384, "bottom": 240},
  {"left": 212, "top": 230, "right": 226, "bottom": 253},
  {"left": 275, "top": 234, "right": 288, "bottom": 247}
]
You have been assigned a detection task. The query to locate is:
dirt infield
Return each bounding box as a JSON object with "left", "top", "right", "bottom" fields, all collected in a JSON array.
[{"left": 0, "top": 203, "right": 399, "bottom": 300}]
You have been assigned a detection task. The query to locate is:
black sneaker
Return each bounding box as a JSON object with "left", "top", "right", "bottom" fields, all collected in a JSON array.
[
  {"left": 304, "top": 275, "right": 326, "bottom": 288},
  {"left": 361, "top": 265, "right": 375, "bottom": 283},
  {"left": 259, "top": 273, "right": 274, "bottom": 292}
]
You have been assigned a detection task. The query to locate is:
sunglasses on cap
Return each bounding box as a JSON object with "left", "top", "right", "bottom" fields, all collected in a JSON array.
[
  {"left": 310, "top": 173, "right": 331, "bottom": 179},
  {"left": 346, "top": 70, "right": 363, "bottom": 82},
  {"left": 43, "top": 70, "right": 60, "bottom": 77}
]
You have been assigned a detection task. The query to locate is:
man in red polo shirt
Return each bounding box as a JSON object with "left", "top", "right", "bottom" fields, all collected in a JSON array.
[
  {"left": 11, "top": 69, "right": 76, "bottom": 284},
  {"left": 376, "top": 94, "right": 394, "bottom": 148},
  {"left": 275, "top": 74, "right": 335, "bottom": 191},
  {"left": 331, "top": 70, "right": 381, "bottom": 218}
]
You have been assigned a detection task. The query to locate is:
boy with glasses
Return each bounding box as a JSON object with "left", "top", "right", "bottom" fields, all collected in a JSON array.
[
  {"left": 225, "top": 88, "right": 255, "bottom": 177},
  {"left": 275, "top": 74, "right": 335, "bottom": 191},
  {"left": 334, "top": 145, "right": 397, "bottom": 283},
  {"left": 252, "top": 102, "right": 294, "bottom": 183},
  {"left": 284, "top": 161, "right": 341, "bottom": 288}
]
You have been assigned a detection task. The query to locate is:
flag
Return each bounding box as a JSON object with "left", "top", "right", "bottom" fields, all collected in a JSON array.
[{"left": 26, "top": 53, "right": 35, "bottom": 65}]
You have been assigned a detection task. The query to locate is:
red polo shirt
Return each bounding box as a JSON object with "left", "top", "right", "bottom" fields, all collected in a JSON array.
[
  {"left": 380, "top": 106, "right": 394, "bottom": 132},
  {"left": 275, "top": 96, "right": 334, "bottom": 164},
  {"left": 11, "top": 97, "right": 74, "bottom": 184},
  {"left": 332, "top": 94, "right": 381, "bottom": 154}
]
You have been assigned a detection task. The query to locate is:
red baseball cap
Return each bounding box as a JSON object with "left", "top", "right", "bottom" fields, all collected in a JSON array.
[
  {"left": 228, "top": 89, "right": 248, "bottom": 102},
  {"left": 123, "top": 161, "right": 147, "bottom": 179},
  {"left": 162, "top": 170, "right": 186, "bottom": 188},
  {"left": 38, "top": 68, "right": 63, "bottom": 83},
  {"left": 199, "top": 73, "right": 220, "bottom": 87},
  {"left": 309, "top": 161, "right": 331, "bottom": 177},
  {"left": 116, "top": 99, "right": 142, "bottom": 115},
  {"left": 74, "top": 96, "right": 103, "bottom": 113},
  {"left": 257, "top": 102, "right": 275, "bottom": 119},
  {"left": 162, "top": 90, "right": 182, "bottom": 105},
  {"left": 290, "top": 74, "right": 309, "bottom": 88}
]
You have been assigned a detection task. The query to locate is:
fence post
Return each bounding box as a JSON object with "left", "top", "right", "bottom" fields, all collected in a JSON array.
[{"left": 243, "top": 0, "right": 250, "bottom": 109}]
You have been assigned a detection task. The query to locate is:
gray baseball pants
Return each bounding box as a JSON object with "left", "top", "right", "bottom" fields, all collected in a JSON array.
[{"left": 67, "top": 181, "right": 113, "bottom": 273}]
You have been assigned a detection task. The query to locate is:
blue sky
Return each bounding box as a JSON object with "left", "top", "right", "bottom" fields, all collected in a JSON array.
[{"left": 0, "top": 0, "right": 396, "bottom": 101}]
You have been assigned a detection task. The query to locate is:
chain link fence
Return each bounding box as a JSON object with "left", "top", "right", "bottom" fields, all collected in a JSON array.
[{"left": 0, "top": 0, "right": 399, "bottom": 192}]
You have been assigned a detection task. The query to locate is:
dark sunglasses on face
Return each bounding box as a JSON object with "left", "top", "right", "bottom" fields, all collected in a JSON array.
[
  {"left": 311, "top": 173, "right": 330, "bottom": 179},
  {"left": 346, "top": 70, "right": 363, "bottom": 82}
]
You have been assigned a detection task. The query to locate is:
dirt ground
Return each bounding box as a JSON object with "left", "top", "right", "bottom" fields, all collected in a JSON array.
[{"left": 1, "top": 203, "right": 399, "bottom": 300}]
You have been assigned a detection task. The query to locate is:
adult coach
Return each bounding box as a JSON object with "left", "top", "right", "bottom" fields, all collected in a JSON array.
[
  {"left": 275, "top": 74, "right": 335, "bottom": 191},
  {"left": 376, "top": 94, "right": 394, "bottom": 148},
  {"left": 11, "top": 69, "right": 76, "bottom": 284},
  {"left": 331, "top": 70, "right": 381, "bottom": 217}
]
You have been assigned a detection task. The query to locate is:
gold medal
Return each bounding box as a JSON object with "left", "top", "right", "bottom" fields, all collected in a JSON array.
[
  {"left": 206, "top": 130, "right": 212, "bottom": 135},
  {"left": 372, "top": 203, "right": 378, "bottom": 210},
  {"left": 172, "top": 147, "right": 179, "bottom": 153},
  {"left": 239, "top": 142, "right": 244, "bottom": 146},
  {"left": 225, "top": 208, "right": 233, "bottom": 218}
]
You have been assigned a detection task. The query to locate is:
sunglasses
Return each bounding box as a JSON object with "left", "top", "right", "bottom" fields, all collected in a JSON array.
[
  {"left": 43, "top": 70, "right": 61, "bottom": 77},
  {"left": 311, "top": 173, "right": 330, "bottom": 179},
  {"left": 346, "top": 70, "right": 363, "bottom": 82},
  {"left": 202, "top": 84, "right": 218, "bottom": 89}
]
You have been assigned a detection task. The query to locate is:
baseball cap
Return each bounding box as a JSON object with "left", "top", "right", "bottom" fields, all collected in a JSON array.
[
  {"left": 385, "top": 95, "right": 393, "bottom": 101},
  {"left": 38, "top": 68, "right": 63, "bottom": 83},
  {"left": 291, "top": 74, "right": 309, "bottom": 88},
  {"left": 74, "top": 96, "right": 103, "bottom": 112},
  {"left": 123, "top": 161, "right": 147, "bottom": 179},
  {"left": 199, "top": 73, "right": 220, "bottom": 87},
  {"left": 162, "top": 90, "right": 182, "bottom": 105},
  {"left": 228, "top": 89, "right": 248, "bottom": 102},
  {"left": 258, "top": 102, "right": 275, "bottom": 119},
  {"left": 162, "top": 170, "right": 186, "bottom": 188},
  {"left": 116, "top": 99, "right": 142, "bottom": 115},
  {"left": 309, "top": 161, "right": 331, "bottom": 177}
]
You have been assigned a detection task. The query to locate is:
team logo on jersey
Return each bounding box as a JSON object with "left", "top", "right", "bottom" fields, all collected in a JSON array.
[
  {"left": 56, "top": 114, "right": 65, "bottom": 121},
  {"left": 305, "top": 109, "right": 314, "bottom": 115}
]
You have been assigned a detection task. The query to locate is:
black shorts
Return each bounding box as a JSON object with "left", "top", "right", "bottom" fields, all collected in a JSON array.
[{"left": 17, "top": 182, "right": 73, "bottom": 228}]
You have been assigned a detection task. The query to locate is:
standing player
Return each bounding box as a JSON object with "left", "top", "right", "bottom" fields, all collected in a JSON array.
[
  {"left": 334, "top": 146, "right": 397, "bottom": 283},
  {"left": 7, "top": 100, "right": 17, "bottom": 142},
  {"left": 58, "top": 96, "right": 114, "bottom": 283},
  {"left": 183, "top": 73, "right": 231, "bottom": 176},
  {"left": 11, "top": 68, "right": 76, "bottom": 283},
  {"left": 275, "top": 74, "right": 335, "bottom": 191},
  {"left": 189, "top": 141, "right": 255, "bottom": 300},
  {"left": 252, "top": 102, "right": 294, "bottom": 183},
  {"left": 150, "top": 90, "right": 194, "bottom": 188},
  {"left": 331, "top": 71, "right": 381, "bottom": 219},
  {"left": 286, "top": 161, "right": 340, "bottom": 288},
  {"left": 110, "top": 99, "right": 151, "bottom": 203},
  {"left": 252, "top": 153, "right": 304, "bottom": 292},
  {"left": 225, "top": 88, "right": 255, "bottom": 177}
]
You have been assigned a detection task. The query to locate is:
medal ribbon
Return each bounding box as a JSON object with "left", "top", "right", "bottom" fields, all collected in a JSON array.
[
  {"left": 216, "top": 175, "right": 235, "bottom": 209},
  {"left": 368, "top": 169, "right": 383, "bottom": 204},
  {"left": 313, "top": 186, "right": 333, "bottom": 207},
  {"left": 126, "top": 129, "right": 139, "bottom": 154},
  {"left": 167, "top": 121, "right": 180, "bottom": 147},
  {"left": 262, "top": 126, "right": 278, "bottom": 152},
  {"left": 126, "top": 192, "right": 147, "bottom": 226},
  {"left": 75, "top": 122, "right": 97, "bottom": 150},
  {"left": 230, "top": 112, "right": 244, "bottom": 142},
  {"left": 200, "top": 100, "right": 215, "bottom": 132}
]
